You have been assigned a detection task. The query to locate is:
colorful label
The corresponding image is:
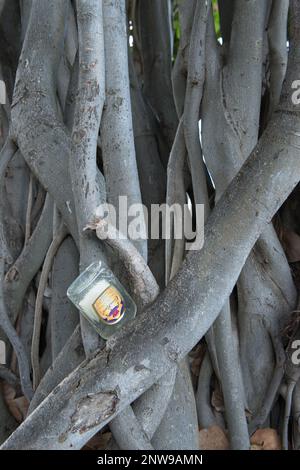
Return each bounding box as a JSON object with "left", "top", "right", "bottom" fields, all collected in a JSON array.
[{"left": 92, "top": 285, "right": 125, "bottom": 325}]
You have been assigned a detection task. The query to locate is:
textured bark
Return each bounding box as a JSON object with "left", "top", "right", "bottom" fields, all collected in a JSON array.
[
  {"left": 0, "top": 0, "right": 299, "bottom": 451},
  {"left": 100, "top": 0, "right": 146, "bottom": 259},
  {"left": 3, "top": 96, "right": 300, "bottom": 447}
]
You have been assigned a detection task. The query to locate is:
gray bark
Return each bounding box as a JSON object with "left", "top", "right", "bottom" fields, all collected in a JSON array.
[
  {"left": 0, "top": 0, "right": 299, "bottom": 451},
  {"left": 3, "top": 93, "right": 300, "bottom": 447}
]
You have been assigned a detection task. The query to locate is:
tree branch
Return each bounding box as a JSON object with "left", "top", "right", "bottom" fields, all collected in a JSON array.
[{"left": 2, "top": 96, "right": 300, "bottom": 447}]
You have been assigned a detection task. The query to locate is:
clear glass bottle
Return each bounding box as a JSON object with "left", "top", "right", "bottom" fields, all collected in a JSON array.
[{"left": 67, "top": 261, "right": 137, "bottom": 340}]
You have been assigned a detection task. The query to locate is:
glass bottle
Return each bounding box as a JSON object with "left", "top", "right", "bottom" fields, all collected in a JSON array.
[{"left": 67, "top": 261, "right": 136, "bottom": 340}]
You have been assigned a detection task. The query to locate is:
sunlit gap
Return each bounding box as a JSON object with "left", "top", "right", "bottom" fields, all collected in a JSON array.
[{"left": 198, "top": 119, "right": 216, "bottom": 190}]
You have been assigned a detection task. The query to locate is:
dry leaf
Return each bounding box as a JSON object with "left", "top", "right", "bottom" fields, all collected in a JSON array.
[
  {"left": 199, "top": 425, "right": 229, "bottom": 450},
  {"left": 211, "top": 386, "right": 225, "bottom": 413},
  {"left": 281, "top": 229, "right": 300, "bottom": 262},
  {"left": 83, "top": 431, "right": 112, "bottom": 450},
  {"left": 250, "top": 444, "right": 263, "bottom": 450},
  {"left": 1, "top": 383, "right": 29, "bottom": 423},
  {"left": 250, "top": 428, "right": 281, "bottom": 450}
]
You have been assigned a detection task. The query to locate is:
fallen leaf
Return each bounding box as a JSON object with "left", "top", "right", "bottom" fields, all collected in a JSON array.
[
  {"left": 199, "top": 425, "right": 229, "bottom": 450},
  {"left": 250, "top": 428, "right": 281, "bottom": 450},
  {"left": 280, "top": 229, "right": 300, "bottom": 262},
  {"left": 250, "top": 444, "right": 263, "bottom": 450},
  {"left": 211, "top": 386, "right": 225, "bottom": 413},
  {"left": 83, "top": 431, "right": 112, "bottom": 450},
  {"left": 1, "top": 383, "right": 29, "bottom": 423}
]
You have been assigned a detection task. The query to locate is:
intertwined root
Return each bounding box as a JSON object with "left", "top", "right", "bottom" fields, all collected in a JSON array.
[{"left": 0, "top": 0, "right": 300, "bottom": 451}]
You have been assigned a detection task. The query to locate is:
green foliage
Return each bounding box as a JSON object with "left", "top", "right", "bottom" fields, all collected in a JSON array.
[
  {"left": 212, "top": 0, "right": 221, "bottom": 39},
  {"left": 172, "top": 0, "right": 180, "bottom": 60},
  {"left": 172, "top": 1, "right": 221, "bottom": 61}
]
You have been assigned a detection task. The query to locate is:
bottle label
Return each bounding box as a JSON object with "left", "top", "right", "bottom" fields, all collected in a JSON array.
[{"left": 92, "top": 285, "right": 125, "bottom": 325}]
